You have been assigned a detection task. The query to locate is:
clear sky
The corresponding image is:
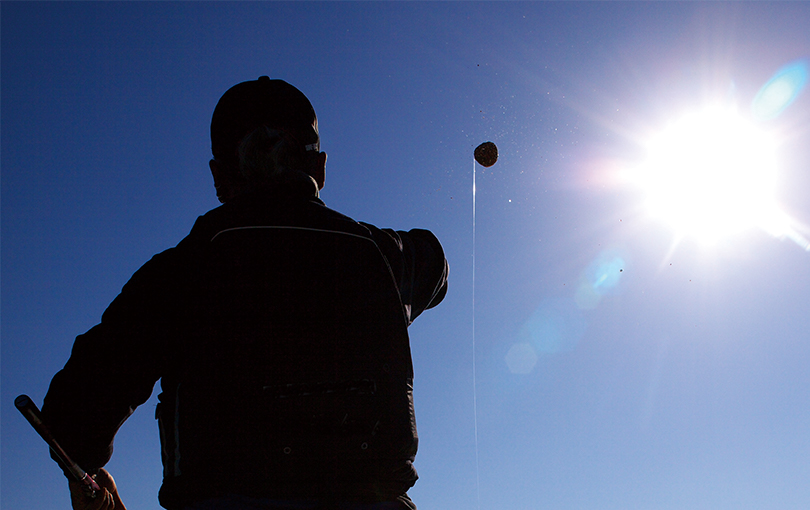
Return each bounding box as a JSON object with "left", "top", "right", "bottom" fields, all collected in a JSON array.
[{"left": 3, "top": 3, "right": 810, "bottom": 510}]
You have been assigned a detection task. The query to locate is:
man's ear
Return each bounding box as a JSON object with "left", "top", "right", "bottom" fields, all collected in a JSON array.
[
  {"left": 209, "top": 159, "right": 233, "bottom": 203},
  {"left": 209, "top": 159, "right": 222, "bottom": 188},
  {"left": 310, "top": 151, "right": 327, "bottom": 190}
]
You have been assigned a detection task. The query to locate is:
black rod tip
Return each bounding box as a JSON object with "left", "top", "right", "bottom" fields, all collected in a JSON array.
[{"left": 15, "top": 394, "right": 32, "bottom": 409}]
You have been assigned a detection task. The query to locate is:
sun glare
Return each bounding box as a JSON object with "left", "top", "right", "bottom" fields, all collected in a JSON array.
[{"left": 628, "top": 106, "right": 782, "bottom": 245}]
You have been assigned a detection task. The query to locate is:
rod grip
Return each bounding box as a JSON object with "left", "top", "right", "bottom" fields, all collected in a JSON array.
[{"left": 15, "top": 394, "right": 101, "bottom": 496}]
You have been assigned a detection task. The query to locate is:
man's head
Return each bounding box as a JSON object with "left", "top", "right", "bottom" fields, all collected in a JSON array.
[{"left": 210, "top": 77, "right": 326, "bottom": 202}]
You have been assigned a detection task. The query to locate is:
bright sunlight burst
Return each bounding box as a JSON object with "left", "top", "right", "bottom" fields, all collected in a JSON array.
[{"left": 627, "top": 105, "right": 784, "bottom": 245}]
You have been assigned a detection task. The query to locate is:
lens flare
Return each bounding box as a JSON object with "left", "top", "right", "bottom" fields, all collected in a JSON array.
[
  {"left": 505, "top": 343, "right": 538, "bottom": 374},
  {"left": 752, "top": 60, "right": 808, "bottom": 120},
  {"left": 519, "top": 299, "right": 587, "bottom": 355},
  {"left": 576, "top": 251, "right": 627, "bottom": 309}
]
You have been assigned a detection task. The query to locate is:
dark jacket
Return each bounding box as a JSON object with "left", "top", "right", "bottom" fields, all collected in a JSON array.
[{"left": 42, "top": 177, "right": 448, "bottom": 508}]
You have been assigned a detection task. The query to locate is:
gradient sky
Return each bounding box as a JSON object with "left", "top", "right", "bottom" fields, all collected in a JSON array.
[{"left": 3, "top": 3, "right": 810, "bottom": 510}]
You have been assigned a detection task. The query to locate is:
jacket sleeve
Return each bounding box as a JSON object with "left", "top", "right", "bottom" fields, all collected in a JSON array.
[
  {"left": 363, "top": 225, "right": 449, "bottom": 324},
  {"left": 41, "top": 246, "right": 193, "bottom": 472}
]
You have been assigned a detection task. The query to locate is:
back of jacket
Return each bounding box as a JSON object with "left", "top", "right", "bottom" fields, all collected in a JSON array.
[
  {"left": 159, "top": 204, "right": 423, "bottom": 505},
  {"left": 42, "top": 183, "right": 448, "bottom": 509}
]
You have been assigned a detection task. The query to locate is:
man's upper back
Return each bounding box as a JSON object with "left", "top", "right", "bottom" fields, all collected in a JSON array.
[{"left": 155, "top": 183, "right": 447, "bottom": 505}]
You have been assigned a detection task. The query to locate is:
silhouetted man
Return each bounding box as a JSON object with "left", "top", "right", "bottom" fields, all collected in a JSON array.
[{"left": 42, "top": 77, "right": 448, "bottom": 510}]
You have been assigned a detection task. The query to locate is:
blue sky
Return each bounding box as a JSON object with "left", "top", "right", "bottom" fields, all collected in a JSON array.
[{"left": 3, "top": 3, "right": 810, "bottom": 510}]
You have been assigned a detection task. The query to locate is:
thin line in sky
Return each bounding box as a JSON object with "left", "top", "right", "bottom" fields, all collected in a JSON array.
[{"left": 472, "top": 157, "right": 481, "bottom": 510}]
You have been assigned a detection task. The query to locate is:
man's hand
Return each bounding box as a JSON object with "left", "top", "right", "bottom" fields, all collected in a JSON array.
[{"left": 68, "top": 469, "right": 127, "bottom": 510}]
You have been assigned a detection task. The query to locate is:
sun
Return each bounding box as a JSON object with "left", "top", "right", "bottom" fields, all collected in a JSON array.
[{"left": 627, "top": 105, "right": 781, "bottom": 245}]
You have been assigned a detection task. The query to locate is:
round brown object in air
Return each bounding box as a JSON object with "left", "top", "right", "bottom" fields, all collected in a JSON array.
[{"left": 474, "top": 141, "right": 498, "bottom": 167}]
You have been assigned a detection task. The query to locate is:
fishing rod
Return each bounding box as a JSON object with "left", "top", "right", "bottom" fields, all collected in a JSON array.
[{"left": 14, "top": 394, "right": 101, "bottom": 498}]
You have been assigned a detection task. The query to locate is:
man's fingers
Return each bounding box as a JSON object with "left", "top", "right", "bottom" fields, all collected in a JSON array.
[
  {"left": 105, "top": 489, "right": 116, "bottom": 510},
  {"left": 69, "top": 481, "right": 114, "bottom": 510},
  {"left": 95, "top": 489, "right": 109, "bottom": 510},
  {"left": 94, "top": 469, "right": 126, "bottom": 510},
  {"left": 93, "top": 488, "right": 114, "bottom": 510}
]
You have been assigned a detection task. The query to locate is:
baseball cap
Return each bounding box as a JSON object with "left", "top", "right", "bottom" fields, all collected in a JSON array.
[{"left": 210, "top": 77, "right": 319, "bottom": 163}]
